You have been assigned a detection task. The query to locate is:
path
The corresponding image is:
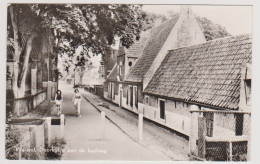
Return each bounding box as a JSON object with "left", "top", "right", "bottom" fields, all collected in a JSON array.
[{"left": 54, "top": 84, "right": 170, "bottom": 160}]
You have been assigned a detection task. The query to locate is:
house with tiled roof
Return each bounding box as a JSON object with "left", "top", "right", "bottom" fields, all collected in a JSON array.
[
  {"left": 104, "top": 31, "right": 150, "bottom": 104},
  {"left": 104, "top": 6, "right": 206, "bottom": 107},
  {"left": 121, "top": 7, "right": 206, "bottom": 112},
  {"left": 142, "top": 34, "right": 252, "bottom": 161}
]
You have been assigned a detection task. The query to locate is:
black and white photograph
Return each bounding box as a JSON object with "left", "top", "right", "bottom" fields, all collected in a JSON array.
[{"left": 2, "top": 1, "right": 257, "bottom": 162}]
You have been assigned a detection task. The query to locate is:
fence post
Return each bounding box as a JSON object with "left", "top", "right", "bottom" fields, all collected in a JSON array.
[
  {"left": 44, "top": 117, "right": 52, "bottom": 147},
  {"left": 29, "top": 127, "right": 38, "bottom": 159},
  {"left": 138, "top": 113, "right": 143, "bottom": 142},
  {"left": 47, "top": 81, "right": 52, "bottom": 112},
  {"left": 229, "top": 142, "right": 232, "bottom": 161},
  {"left": 18, "top": 144, "right": 22, "bottom": 160},
  {"left": 101, "top": 111, "right": 105, "bottom": 140},
  {"left": 189, "top": 105, "right": 200, "bottom": 156},
  {"left": 244, "top": 113, "right": 251, "bottom": 161},
  {"left": 60, "top": 114, "right": 65, "bottom": 139}
]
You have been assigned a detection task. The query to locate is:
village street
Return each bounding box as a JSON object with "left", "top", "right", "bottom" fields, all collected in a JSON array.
[
  {"left": 52, "top": 82, "right": 171, "bottom": 160},
  {"left": 55, "top": 81, "right": 189, "bottom": 160}
]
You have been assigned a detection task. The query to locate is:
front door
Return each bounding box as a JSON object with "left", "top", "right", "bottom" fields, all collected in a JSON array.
[{"left": 159, "top": 100, "right": 165, "bottom": 119}]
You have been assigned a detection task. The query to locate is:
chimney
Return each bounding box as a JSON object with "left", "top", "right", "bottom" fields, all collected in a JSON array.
[{"left": 180, "top": 5, "right": 192, "bottom": 19}]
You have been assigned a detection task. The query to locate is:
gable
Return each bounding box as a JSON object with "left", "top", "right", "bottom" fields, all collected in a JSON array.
[{"left": 125, "top": 17, "right": 179, "bottom": 82}]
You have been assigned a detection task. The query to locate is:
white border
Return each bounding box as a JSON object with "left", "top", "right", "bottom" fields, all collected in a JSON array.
[{"left": 1, "top": 0, "right": 259, "bottom": 164}]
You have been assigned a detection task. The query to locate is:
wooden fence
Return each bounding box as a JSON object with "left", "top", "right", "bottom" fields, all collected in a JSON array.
[
  {"left": 189, "top": 110, "right": 250, "bottom": 161},
  {"left": 6, "top": 90, "right": 47, "bottom": 116}
]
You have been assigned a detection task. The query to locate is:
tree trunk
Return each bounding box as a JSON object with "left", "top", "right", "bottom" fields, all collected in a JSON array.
[
  {"left": 12, "top": 35, "right": 35, "bottom": 116},
  {"left": 12, "top": 86, "right": 26, "bottom": 116}
]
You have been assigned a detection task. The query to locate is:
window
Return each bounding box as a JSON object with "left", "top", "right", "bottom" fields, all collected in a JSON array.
[
  {"left": 108, "top": 83, "right": 110, "bottom": 97},
  {"left": 235, "top": 114, "right": 244, "bottom": 136},
  {"left": 145, "top": 96, "right": 149, "bottom": 104},
  {"left": 174, "top": 101, "right": 176, "bottom": 108},
  {"left": 119, "top": 66, "right": 122, "bottom": 75},
  {"left": 99, "top": 65, "right": 104, "bottom": 73},
  {"left": 126, "top": 87, "right": 128, "bottom": 105},
  {"left": 111, "top": 83, "right": 115, "bottom": 100},
  {"left": 204, "top": 112, "right": 214, "bottom": 137},
  {"left": 159, "top": 99, "right": 165, "bottom": 119},
  {"left": 133, "top": 86, "right": 138, "bottom": 108},
  {"left": 130, "top": 86, "right": 133, "bottom": 107},
  {"left": 244, "top": 79, "right": 251, "bottom": 105},
  {"left": 128, "top": 61, "right": 132, "bottom": 67},
  {"left": 108, "top": 83, "right": 111, "bottom": 98}
]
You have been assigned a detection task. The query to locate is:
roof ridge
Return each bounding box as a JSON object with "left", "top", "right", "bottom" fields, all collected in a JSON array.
[
  {"left": 168, "top": 33, "right": 252, "bottom": 52},
  {"left": 150, "top": 15, "right": 180, "bottom": 32}
]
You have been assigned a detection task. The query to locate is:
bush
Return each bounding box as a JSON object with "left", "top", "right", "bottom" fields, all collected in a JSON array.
[
  {"left": 5, "top": 128, "right": 23, "bottom": 160},
  {"left": 45, "top": 138, "right": 66, "bottom": 160}
]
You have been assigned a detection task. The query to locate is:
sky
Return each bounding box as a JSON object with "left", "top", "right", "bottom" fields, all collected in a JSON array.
[{"left": 142, "top": 5, "right": 252, "bottom": 36}]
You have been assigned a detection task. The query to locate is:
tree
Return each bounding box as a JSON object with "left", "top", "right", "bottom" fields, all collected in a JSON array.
[
  {"left": 8, "top": 4, "right": 45, "bottom": 116},
  {"left": 141, "top": 12, "right": 168, "bottom": 31},
  {"left": 196, "top": 16, "right": 231, "bottom": 41},
  {"left": 7, "top": 4, "right": 144, "bottom": 116}
]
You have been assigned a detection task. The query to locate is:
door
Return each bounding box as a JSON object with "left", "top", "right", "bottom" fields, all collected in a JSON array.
[
  {"left": 120, "top": 90, "right": 122, "bottom": 107},
  {"left": 159, "top": 100, "right": 165, "bottom": 119}
]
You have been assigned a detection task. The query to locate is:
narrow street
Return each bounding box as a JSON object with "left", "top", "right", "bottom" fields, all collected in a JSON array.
[
  {"left": 56, "top": 81, "right": 189, "bottom": 160},
  {"left": 52, "top": 82, "right": 170, "bottom": 160},
  {"left": 80, "top": 88, "right": 190, "bottom": 161}
]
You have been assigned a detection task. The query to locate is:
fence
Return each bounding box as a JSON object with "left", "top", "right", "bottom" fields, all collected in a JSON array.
[
  {"left": 189, "top": 110, "right": 250, "bottom": 161},
  {"left": 6, "top": 116, "right": 65, "bottom": 160},
  {"left": 94, "top": 85, "right": 104, "bottom": 98},
  {"left": 6, "top": 90, "right": 47, "bottom": 116}
]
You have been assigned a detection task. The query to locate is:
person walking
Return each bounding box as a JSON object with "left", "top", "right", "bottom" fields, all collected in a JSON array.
[
  {"left": 55, "top": 90, "right": 63, "bottom": 117},
  {"left": 72, "top": 88, "right": 82, "bottom": 117}
]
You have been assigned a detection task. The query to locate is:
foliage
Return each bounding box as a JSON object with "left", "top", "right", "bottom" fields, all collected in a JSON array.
[
  {"left": 139, "top": 11, "right": 230, "bottom": 41},
  {"left": 31, "top": 4, "right": 143, "bottom": 71},
  {"left": 45, "top": 138, "right": 66, "bottom": 160},
  {"left": 8, "top": 4, "right": 144, "bottom": 79},
  {"left": 141, "top": 12, "right": 169, "bottom": 31},
  {"left": 5, "top": 128, "right": 23, "bottom": 160},
  {"left": 196, "top": 16, "right": 231, "bottom": 41}
]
